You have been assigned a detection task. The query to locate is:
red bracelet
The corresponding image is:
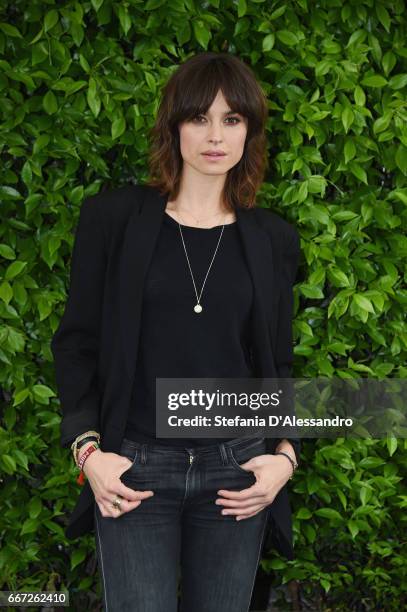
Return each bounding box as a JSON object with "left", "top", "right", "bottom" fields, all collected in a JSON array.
[{"left": 76, "top": 443, "right": 99, "bottom": 486}]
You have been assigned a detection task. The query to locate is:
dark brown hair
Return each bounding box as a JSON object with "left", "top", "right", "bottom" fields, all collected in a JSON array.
[{"left": 145, "top": 52, "right": 268, "bottom": 210}]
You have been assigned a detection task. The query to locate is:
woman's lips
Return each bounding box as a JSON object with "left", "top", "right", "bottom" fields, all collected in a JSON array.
[{"left": 202, "top": 153, "right": 226, "bottom": 159}]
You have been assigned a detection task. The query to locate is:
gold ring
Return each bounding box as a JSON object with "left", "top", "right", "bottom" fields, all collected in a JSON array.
[{"left": 112, "top": 495, "right": 122, "bottom": 510}]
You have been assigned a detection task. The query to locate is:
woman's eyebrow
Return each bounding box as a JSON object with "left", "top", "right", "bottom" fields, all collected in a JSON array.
[{"left": 202, "top": 110, "right": 240, "bottom": 116}]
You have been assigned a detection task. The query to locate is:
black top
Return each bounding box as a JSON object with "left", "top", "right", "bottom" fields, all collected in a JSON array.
[{"left": 123, "top": 211, "right": 255, "bottom": 446}]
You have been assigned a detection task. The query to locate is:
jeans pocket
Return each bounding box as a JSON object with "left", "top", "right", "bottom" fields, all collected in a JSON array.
[
  {"left": 119, "top": 439, "right": 139, "bottom": 477},
  {"left": 229, "top": 438, "right": 266, "bottom": 475}
]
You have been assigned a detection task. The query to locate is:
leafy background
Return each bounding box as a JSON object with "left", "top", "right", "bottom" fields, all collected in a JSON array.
[{"left": 0, "top": 0, "right": 406, "bottom": 610}]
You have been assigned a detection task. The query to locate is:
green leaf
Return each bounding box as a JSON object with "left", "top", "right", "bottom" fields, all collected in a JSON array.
[
  {"left": 44, "top": 10, "right": 59, "bottom": 33},
  {"left": 118, "top": 6, "right": 132, "bottom": 35},
  {"left": 328, "top": 266, "right": 351, "bottom": 287},
  {"left": 21, "top": 161, "right": 33, "bottom": 185},
  {"left": 2, "top": 454, "right": 17, "bottom": 474},
  {"left": 348, "top": 520, "right": 359, "bottom": 538},
  {"left": 347, "top": 358, "right": 374, "bottom": 374},
  {"left": 0, "top": 186, "right": 21, "bottom": 199},
  {"left": 0, "top": 244, "right": 16, "bottom": 259},
  {"left": 43, "top": 520, "right": 65, "bottom": 538},
  {"left": 395, "top": 145, "right": 407, "bottom": 175},
  {"left": 315, "top": 508, "right": 343, "bottom": 521},
  {"left": 21, "top": 518, "right": 39, "bottom": 535},
  {"left": 382, "top": 51, "right": 397, "bottom": 77},
  {"left": 69, "top": 186, "right": 84, "bottom": 205},
  {"left": 331, "top": 210, "right": 358, "bottom": 221},
  {"left": 262, "top": 34, "right": 275, "bottom": 52},
  {"left": 33, "top": 134, "right": 50, "bottom": 154},
  {"left": 0, "top": 22, "right": 23, "bottom": 38},
  {"left": 361, "top": 75, "right": 387, "bottom": 88},
  {"left": 300, "top": 284, "right": 325, "bottom": 299},
  {"left": 193, "top": 20, "right": 211, "bottom": 48},
  {"left": 373, "top": 111, "right": 392, "bottom": 134},
  {"left": 344, "top": 140, "right": 356, "bottom": 163},
  {"left": 28, "top": 497, "right": 43, "bottom": 519},
  {"left": 342, "top": 107, "right": 354, "bottom": 133},
  {"left": 0, "top": 281, "right": 13, "bottom": 304},
  {"left": 43, "top": 91, "right": 58, "bottom": 115},
  {"left": 386, "top": 436, "right": 397, "bottom": 456},
  {"left": 354, "top": 85, "right": 366, "bottom": 106},
  {"left": 4, "top": 327, "right": 25, "bottom": 352},
  {"left": 349, "top": 162, "right": 368, "bottom": 184},
  {"left": 5, "top": 260, "right": 27, "bottom": 280},
  {"left": 87, "top": 77, "right": 101, "bottom": 117},
  {"left": 375, "top": 4, "right": 391, "bottom": 32},
  {"left": 353, "top": 294, "right": 375, "bottom": 314},
  {"left": 145, "top": 72, "right": 156, "bottom": 93},
  {"left": 32, "top": 384, "right": 56, "bottom": 403},
  {"left": 297, "top": 507, "right": 312, "bottom": 519},
  {"left": 91, "top": 0, "right": 104, "bottom": 11},
  {"left": 13, "top": 388, "right": 30, "bottom": 407},
  {"left": 359, "top": 457, "right": 385, "bottom": 469},
  {"left": 337, "top": 490, "right": 347, "bottom": 510},
  {"left": 388, "top": 73, "right": 407, "bottom": 90},
  {"left": 111, "top": 116, "right": 126, "bottom": 140},
  {"left": 13, "top": 449, "right": 29, "bottom": 471},
  {"left": 237, "top": 0, "right": 247, "bottom": 18},
  {"left": 326, "top": 341, "right": 349, "bottom": 356},
  {"left": 307, "top": 175, "right": 327, "bottom": 194},
  {"left": 276, "top": 30, "right": 298, "bottom": 46},
  {"left": 359, "top": 486, "right": 372, "bottom": 506},
  {"left": 71, "top": 548, "right": 87, "bottom": 570},
  {"left": 269, "top": 558, "right": 286, "bottom": 569},
  {"left": 302, "top": 523, "right": 316, "bottom": 543}
]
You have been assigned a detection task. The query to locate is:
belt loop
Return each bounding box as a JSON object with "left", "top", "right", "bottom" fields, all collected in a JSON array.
[
  {"left": 140, "top": 443, "right": 147, "bottom": 465},
  {"left": 219, "top": 442, "right": 229, "bottom": 466}
]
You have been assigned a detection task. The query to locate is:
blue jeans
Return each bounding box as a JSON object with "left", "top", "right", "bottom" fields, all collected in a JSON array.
[{"left": 94, "top": 435, "right": 271, "bottom": 612}]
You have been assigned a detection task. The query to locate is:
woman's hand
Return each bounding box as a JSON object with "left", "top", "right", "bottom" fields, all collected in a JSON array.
[
  {"left": 215, "top": 454, "right": 293, "bottom": 520},
  {"left": 80, "top": 444, "right": 154, "bottom": 518}
]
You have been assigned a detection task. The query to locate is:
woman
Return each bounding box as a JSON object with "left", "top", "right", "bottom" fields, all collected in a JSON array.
[{"left": 51, "top": 52, "right": 301, "bottom": 612}]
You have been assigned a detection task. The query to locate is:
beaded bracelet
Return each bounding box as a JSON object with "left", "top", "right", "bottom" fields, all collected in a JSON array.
[{"left": 76, "top": 443, "right": 99, "bottom": 486}]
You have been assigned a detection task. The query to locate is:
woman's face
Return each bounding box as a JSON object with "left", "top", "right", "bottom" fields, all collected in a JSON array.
[{"left": 178, "top": 89, "right": 248, "bottom": 178}]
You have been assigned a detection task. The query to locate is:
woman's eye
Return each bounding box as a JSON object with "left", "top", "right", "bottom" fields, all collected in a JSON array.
[{"left": 191, "top": 115, "right": 241, "bottom": 124}]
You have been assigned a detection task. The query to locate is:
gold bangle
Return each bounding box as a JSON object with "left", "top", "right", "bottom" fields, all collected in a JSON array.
[{"left": 71, "top": 431, "right": 100, "bottom": 464}]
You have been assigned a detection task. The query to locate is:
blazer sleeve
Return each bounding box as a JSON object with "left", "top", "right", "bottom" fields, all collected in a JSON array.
[
  {"left": 265, "top": 225, "right": 301, "bottom": 464},
  {"left": 50, "top": 194, "right": 107, "bottom": 449}
]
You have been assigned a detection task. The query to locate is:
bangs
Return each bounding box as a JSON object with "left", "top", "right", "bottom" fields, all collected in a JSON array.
[{"left": 170, "top": 60, "right": 253, "bottom": 126}]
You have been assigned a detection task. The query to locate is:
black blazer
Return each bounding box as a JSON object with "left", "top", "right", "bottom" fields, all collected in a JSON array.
[{"left": 51, "top": 184, "right": 301, "bottom": 560}]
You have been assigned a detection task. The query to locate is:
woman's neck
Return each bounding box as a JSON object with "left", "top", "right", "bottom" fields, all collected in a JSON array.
[{"left": 165, "top": 198, "right": 236, "bottom": 228}]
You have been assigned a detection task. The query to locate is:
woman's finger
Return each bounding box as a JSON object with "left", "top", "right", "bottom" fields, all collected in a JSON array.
[
  {"left": 100, "top": 495, "right": 143, "bottom": 516},
  {"left": 221, "top": 503, "right": 263, "bottom": 516},
  {"left": 113, "top": 480, "right": 155, "bottom": 502},
  {"left": 217, "top": 497, "right": 261, "bottom": 509},
  {"left": 236, "top": 509, "right": 263, "bottom": 521}
]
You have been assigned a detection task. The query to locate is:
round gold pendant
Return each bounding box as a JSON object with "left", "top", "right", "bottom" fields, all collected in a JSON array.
[{"left": 194, "top": 304, "right": 203, "bottom": 313}]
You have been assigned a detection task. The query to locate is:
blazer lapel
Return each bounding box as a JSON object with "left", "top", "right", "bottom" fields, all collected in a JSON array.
[
  {"left": 119, "top": 187, "right": 169, "bottom": 379},
  {"left": 235, "top": 207, "right": 278, "bottom": 376},
  {"left": 119, "top": 188, "right": 278, "bottom": 380}
]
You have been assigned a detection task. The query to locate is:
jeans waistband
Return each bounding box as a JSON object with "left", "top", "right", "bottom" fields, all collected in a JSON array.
[{"left": 121, "top": 433, "right": 266, "bottom": 456}]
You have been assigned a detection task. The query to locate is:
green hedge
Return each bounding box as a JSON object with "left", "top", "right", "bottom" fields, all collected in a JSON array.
[{"left": 0, "top": 1, "right": 406, "bottom": 610}]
